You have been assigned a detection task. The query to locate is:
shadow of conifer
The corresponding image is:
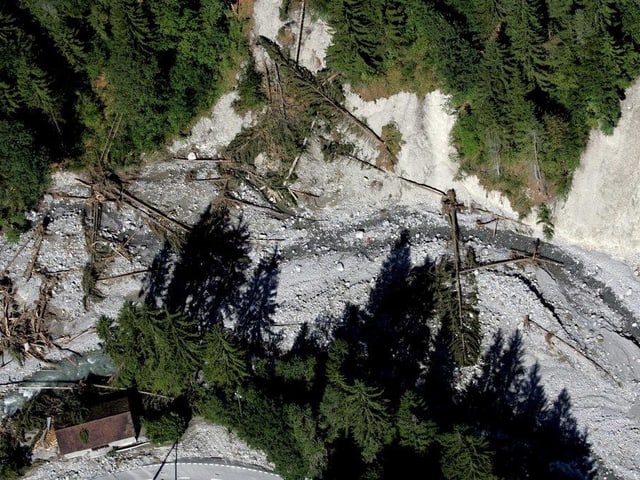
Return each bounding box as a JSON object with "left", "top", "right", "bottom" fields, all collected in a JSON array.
[
  {"left": 142, "top": 242, "right": 174, "bottom": 309},
  {"left": 462, "top": 329, "right": 594, "bottom": 479},
  {"left": 142, "top": 205, "right": 251, "bottom": 329},
  {"left": 320, "top": 229, "right": 437, "bottom": 403},
  {"left": 234, "top": 248, "right": 282, "bottom": 352},
  {"left": 420, "top": 326, "right": 458, "bottom": 428}
]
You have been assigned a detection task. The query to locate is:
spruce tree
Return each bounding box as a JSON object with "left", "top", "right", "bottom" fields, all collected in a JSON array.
[
  {"left": 438, "top": 427, "right": 496, "bottom": 480},
  {"left": 97, "top": 303, "right": 202, "bottom": 396},
  {"left": 203, "top": 325, "right": 248, "bottom": 391}
]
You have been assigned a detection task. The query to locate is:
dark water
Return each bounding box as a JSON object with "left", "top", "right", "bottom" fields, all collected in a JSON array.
[{"left": 1, "top": 350, "right": 114, "bottom": 417}]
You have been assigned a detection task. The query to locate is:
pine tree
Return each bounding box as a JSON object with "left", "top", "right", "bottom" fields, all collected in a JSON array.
[
  {"left": 97, "top": 303, "right": 202, "bottom": 396},
  {"left": 503, "top": 0, "right": 547, "bottom": 85},
  {"left": 202, "top": 325, "right": 248, "bottom": 391},
  {"left": 21, "top": 1, "right": 87, "bottom": 71},
  {"left": 287, "top": 405, "right": 328, "bottom": 478},
  {"left": 472, "top": 0, "right": 505, "bottom": 38},
  {"left": 320, "top": 339, "right": 393, "bottom": 462},
  {"left": 15, "top": 62, "right": 62, "bottom": 132},
  {"left": 397, "top": 391, "right": 437, "bottom": 453},
  {"left": 343, "top": 380, "right": 393, "bottom": 462},
  {"left": 0, "top": 121, "right": 50, "bottom": 235},
  {"left": 433, "top": 261, "right": 482, "bottom": 368},
  {"left": 438, "top": 427, "right": 497, "bottom": 480}
]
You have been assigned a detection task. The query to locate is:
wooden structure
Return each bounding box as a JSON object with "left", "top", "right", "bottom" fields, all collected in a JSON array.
[{"left": 54, "top": 397, "right": 138, "bottom": 458}]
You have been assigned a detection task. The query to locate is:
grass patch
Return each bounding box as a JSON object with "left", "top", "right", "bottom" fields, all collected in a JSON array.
[
  {"left": 377, "top": 122, "right": 404, "bottom": 170},
  {"left": 351, "top": 65, "right": 440, "bottom": 101}
]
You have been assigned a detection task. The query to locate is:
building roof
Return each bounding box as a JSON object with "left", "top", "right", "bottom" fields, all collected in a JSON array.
[{"left": 55, "top": 400, "right": 137, "bottom": 455}]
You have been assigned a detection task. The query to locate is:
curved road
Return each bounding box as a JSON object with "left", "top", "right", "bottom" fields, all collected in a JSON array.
[{"left": 95, "top": 458, "right": 282, "bottom": 480}]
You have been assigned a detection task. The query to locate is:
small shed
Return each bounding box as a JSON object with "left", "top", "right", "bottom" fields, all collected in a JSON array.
[{"left": 55, "top": 397, "right": 138, "bottom": 457}]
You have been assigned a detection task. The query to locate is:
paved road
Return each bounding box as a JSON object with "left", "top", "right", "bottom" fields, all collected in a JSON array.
[{"left": 95, "top": 459, "right": 282, "bottom": 480}]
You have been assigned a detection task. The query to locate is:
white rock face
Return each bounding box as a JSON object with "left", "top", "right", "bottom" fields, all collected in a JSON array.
[
  {"left": 168, "top": 92, "right": 253, "bottom": 158},
  {"left": 343, "top": 89, "right": 522, "bottom": 219},
  {"left": 290, "top": 4, "right": 332, "bottom": 73},
  {"left": 252, "top": 0, "right": 283, "bottom": 41},
  {"left": 252, "top": 0, "right": 331, "bottom": 73},
  {"left": 556, "top": 80, "right": 640, "bottom": 262}
]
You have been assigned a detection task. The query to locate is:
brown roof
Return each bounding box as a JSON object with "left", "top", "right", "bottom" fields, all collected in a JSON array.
[
  {"left": 55, "top": 410, "right": 136, "bottom": 455},
  {"left": 85, "top": 397, "right": 131, "bottom": 422}
]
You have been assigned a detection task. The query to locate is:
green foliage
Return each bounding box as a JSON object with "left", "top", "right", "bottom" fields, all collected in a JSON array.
[
  {"left": 536, "top": 204, "right": 555, "bottom": 240},
  {"left": 202, "top": 325, "right": 248, "bottom": 391},
  {"left": 438, "top": 427, "right": 496, "bottom": 480},
  {"left": 286, "top": 405, "right": 328, "bottom": 478},
  {"left": 234, "top": 58, "right": 267, "bottom": 113},
  {"left": 314, "top": 0, "right": 409, "bottom": 84},
  {"left": 380, "top": 122, "right": 403, "bottom": 163},
  {"left": 275, "top": 355, "right": 317, "bottom": 388},
  {"left": 397, "top": 391, "right": 437, "bottom": 453},
  {"left": 12, "top": 389, "right": 88, "bottom": 433},
  {"left": 319, "top": 137, "right": 356, "bottom": 162},
  {"left": 104, "top": 235, "right": 592, "bottom": 480},
  {"left": 0, "top": 121, "right": 49, "bottom": 236},
  {"left": 434, "top": 261, "right": 482, "bottom": 368},
  {"left": 342, "top": 381, "right": 393, "bottom": 462},
  {"left": 223, "top": 386, "right": 311, "bottom": 479},
  {"left": 225, "top": 37, "right": 376, "bottom": 206},
  {"left": 0, "top": 427, "right": 30, "bottom": 479},
  {"left": 95, "top": 242, "right": 591, "bottom": 480},
  {"left": 320, "top": 340, "right": 393, "bottom": 462},
  {"left": 0, "top": 0, "right": 248, "bottom": 226},
  {"left": 97, "top": 303, "right": 201, "bottom": 396},
  {"left": 313, "top": 0, "right": 640, "bottom": 210},
  {"left": 142, "top": 411, "right": 189, "bottom": 445}
]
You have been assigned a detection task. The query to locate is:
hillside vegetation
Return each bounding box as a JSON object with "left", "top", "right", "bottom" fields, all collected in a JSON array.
[
  {"left": 310, "top": 0, "right": 640, "bottom": 211},
  {"left": 0, "top": 0, "right": 247, "bottom": 236},
  {"left": 2, "top": 0, "right": 640, "bottom": 232},
  {"left": 90, "top": 213, "right": 593, "bottom": 480}
]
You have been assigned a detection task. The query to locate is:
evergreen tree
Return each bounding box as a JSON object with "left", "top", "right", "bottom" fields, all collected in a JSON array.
[
  {"left": 320, "top": 340, "right": 393, "bottom": 462},
  {"left": 287, "top": 404, "right": 328, "bottom": 478},
  {"left": 97, "top": 303, "right": 201, "bottom": 396},
  {"left": 20, "top": 0, "right": 87, "bottom": 71},
  {"left": 202, "top": 325, "right": 248, "bottom": 391},
  {"left": 503, "top": 0, "right": 547, "bottom": 85},
  {"left": 397, "top": 391, "right": 437, "bottom": 453},
  {"left": 433, "top": 261, "right": 482, "bottom": 368},
  {"left": 438, "top": 427, "right": 496, "bottom": 480},
  {"left": 0, "top": 121, "right": 50, "bottom": 236}
]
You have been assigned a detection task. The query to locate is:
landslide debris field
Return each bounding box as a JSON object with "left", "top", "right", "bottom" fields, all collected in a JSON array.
[
  {"left": 1, "top": 149, "right": 639, "bottom": 479},
  {"left": 2, "top": 0, "right": 640, "bottom": 478}
]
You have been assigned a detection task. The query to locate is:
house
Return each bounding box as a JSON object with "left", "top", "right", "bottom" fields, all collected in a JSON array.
[{"left": 54, "top": 396, "right": 139, "bottom": 458}]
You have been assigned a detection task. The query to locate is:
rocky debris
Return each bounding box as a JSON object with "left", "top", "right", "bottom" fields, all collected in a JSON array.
[
  {"left": 23, "top": 417, "right": 273, "bottom": 480},
  {"left": 5, "top": 2, "right": 640, "bottom": 479}
]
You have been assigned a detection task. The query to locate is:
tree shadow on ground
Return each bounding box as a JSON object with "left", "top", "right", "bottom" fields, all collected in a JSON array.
[
  {"left": 234, "top": 248, "right": 282, "bottom": 352},
  {"left": 329, "top": 229, "right": 436, "bottom": 402},
  {"left": 304, "top": 229, "right": 593, "bottom": 479},
  {"left": 462, "top": 329, "right": 595, "bottom": 479},
  {"left": 142, "top": 205, "right": 252, "bottom": 329}
]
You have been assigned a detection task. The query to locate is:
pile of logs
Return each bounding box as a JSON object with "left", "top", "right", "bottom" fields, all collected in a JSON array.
[{"left": 0, "top": 276, "right": 53, "bottom": 365}]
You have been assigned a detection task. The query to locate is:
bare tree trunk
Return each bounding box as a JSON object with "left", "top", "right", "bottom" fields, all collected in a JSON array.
[
  {"left": 295, "top": 1, "right": 306, "bottom": 65},
  {"left": 443, "top": 189, "right": 467, "bottom": 363},
  {"left": 530, "top": 130, "right": 548, "bottom": 197}
]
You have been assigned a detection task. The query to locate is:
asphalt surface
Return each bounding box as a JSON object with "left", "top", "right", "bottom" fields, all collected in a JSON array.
[{"left": 94, "top": 458, "right": 282, "bottom": 480}]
